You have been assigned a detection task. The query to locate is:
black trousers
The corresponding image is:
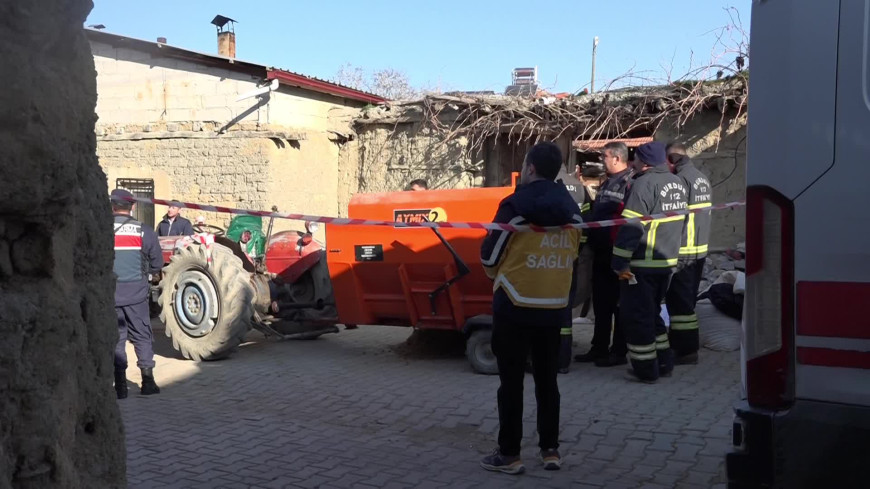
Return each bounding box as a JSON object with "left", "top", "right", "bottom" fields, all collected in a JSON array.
[
  {"left": 620, "top": 272, "right": 674, "bottom": 380},
  {"left": 492, "top": 319, "right": 561, "bottom": 456},
  {"left": 666, "top": 258, "right": 705, "bottom": 357},
  {"left": 115, "top": 300, "right": 156, "bottom": 370},
  {"left": 591, "top": 251, "right": 627, "bottom": 356}
]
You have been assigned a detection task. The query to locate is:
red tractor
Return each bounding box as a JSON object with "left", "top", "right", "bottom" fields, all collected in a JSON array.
[
  {"left": 153, "top": 182, "right": 539, "bottom": 374},
  {"left": 152, "top": 213, "right": 338, "bottom": 362}
]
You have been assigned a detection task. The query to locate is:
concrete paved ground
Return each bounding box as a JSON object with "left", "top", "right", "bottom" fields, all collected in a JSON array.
[{"left": 120, "top": 321, "right": 739, "bottom": 488}]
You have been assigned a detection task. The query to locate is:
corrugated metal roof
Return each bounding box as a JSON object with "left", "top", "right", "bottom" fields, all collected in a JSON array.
[{"left": 573, "top": 137, "right": 654, "bottom": 151}]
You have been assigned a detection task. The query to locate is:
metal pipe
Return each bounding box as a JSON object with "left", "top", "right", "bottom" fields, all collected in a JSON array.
[
  {"left": 591, "top": 36, "right": 599, "bottom": 93},
  {"left": 235, "top": 78, "right": 279, "bottom": 102}
]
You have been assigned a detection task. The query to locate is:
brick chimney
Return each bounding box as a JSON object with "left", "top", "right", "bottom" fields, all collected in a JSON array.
[
  {"left": 217, "top": 31, "right": 236, "bottom": 58},
  {"left": 211, "top": 15, "right": 237, "bottom": 59}
]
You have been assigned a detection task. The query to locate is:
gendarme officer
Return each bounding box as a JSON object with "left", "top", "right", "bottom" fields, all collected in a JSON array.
[{"left": 111, "top": 189, "right": 164, "bottom": 398}]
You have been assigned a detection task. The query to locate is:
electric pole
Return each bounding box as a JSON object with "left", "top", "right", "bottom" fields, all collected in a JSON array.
[{"left": 591, "top": 36, "right": 599, "bottom": 93}]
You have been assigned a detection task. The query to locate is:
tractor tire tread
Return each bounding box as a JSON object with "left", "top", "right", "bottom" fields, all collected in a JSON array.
[{"left": 158, "top": 243, "right": 254, "bottom": 361}]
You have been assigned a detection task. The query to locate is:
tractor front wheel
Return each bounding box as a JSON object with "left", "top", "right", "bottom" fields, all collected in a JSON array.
[{"left": 158, "top": 242, "right": 254, "bottom": 361}]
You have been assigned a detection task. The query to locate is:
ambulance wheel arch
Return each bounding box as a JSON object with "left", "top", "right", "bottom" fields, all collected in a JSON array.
[{"left": 464, "top": 315, "right": 498, "bottom": 375}]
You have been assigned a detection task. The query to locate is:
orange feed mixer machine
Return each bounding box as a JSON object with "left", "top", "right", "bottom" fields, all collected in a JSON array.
[{"left": 324, "top": 182, "right": 520, "bottom": 373}]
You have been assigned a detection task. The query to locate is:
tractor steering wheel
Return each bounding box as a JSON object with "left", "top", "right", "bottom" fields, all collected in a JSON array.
[{"left": 193, "top": 224, "right": 226, "bottom": 237}]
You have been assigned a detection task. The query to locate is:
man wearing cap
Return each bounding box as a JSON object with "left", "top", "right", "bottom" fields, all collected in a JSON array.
[
  {"left": 611, "top": 142, "right": 688, "bottom": 383},
  {"left": 665, "top": 143, "right": 713, "bottom": 365},
  {"left": 156, "top": 201, "right": 194, "bottom": 237},
  {"left": 111, "top": 189, "right": 164, "bottom": 398}
]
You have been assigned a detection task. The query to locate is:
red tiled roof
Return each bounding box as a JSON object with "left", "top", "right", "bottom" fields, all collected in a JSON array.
[{"left": 573, "top": 137, "right": 654, "bottom": 151}]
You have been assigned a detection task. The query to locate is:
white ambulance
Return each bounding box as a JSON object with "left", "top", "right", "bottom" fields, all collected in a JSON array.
[{"left": 726, "top": 1, "right": 870, "bottom": 488}]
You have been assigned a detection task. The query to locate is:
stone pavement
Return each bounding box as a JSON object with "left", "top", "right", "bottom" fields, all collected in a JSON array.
[{"left": 120, "top": 323, "right": 739, "bottom": 488}]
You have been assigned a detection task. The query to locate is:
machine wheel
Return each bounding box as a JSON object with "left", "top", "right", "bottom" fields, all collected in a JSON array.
[
  {"left": 466, "top": 329, "right": 498, "bottom": 375},
  {"left": 274, "top": 252, "right": 338, "bottom": 340},
  {"left": 159, "top": 242, "right": 254, "bottom": 361}
]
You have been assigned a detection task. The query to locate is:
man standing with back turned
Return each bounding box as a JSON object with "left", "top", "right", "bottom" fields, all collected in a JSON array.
[
  {"left": 612, "top": 142, "right": 687, "bottom": 383},
  {"left": 111, "top": 189, "right": 164, "bottom": 398},
  {"left": 665, "top": 143, "right": 713, "bottom": 364},
  {"left": 479, "top": 142, "right": 584, "bottom": 474}
]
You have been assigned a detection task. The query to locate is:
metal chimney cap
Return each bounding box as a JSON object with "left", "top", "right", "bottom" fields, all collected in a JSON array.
[{"left": 211, "top": 15, "right": 237, "bottom": 29}]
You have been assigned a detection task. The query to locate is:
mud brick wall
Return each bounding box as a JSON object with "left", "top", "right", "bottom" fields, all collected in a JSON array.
[{"left": 0, "top": 1, "right": 126, "bottom": 487}]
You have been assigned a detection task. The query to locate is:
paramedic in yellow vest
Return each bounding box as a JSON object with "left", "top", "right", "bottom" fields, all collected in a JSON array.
[{"left": 479, "top": 142, "right": 583, "bottom": 475}]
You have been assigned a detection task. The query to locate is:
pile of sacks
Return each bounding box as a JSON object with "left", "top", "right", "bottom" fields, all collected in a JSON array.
[
  {"left": 700, "top": 242, "right": 746, "bottom": 293},
  {"left": 694, "top": 242, "right": 746, "bottom": 352}
]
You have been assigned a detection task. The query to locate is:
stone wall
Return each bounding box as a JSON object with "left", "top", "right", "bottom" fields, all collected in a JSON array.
[
  {"left": 0, "top": 1, "right": 125, "bottom": 487},
  {"left": 658, "top": 110, "right": 747, "bottom": 250},
  {"left": 353, "top": 109, "right": 746, "bottom": 249},
  {"left": 355, "top": 123, "right": 484, "bottom": 193},
  {"left": 91, "top": 39, "right": 367, "bottom": 235}
]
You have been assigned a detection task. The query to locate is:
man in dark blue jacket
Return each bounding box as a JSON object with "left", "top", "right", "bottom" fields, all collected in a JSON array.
[
  {"left": 575, "top": 142, "right": 635, "bottom": 367},
  {"left": 156, "top": 201, "right": 194, "bottom": 237},
  {"left": 479, "top": 142, "right": 583, "bottom": 475},
  {"left": 112, "top": 189, "right": 165, "bottom": 398}
]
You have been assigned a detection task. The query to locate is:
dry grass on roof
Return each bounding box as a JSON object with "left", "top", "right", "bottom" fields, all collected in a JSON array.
[{"left": 355, "top": 75, "right": 748, "bottom": 156}]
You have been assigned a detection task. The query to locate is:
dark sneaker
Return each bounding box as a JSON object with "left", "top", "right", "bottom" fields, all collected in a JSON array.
[
  {"left": 480, "top": 449, "right": 525, "bottom": 475},
  {"left": 625, "top": 368, "right": 658, "bottom": 384},
  {"left": 539, "top": 449, "right": 562, "bottom": 470},
  {"left": 574, "top": 349, "right": 607, "bottom": 363},
  {"left": 594, "top": 354, "right": 628, "bottom": 368},
  {"left": 675, "top": 352, "right": 699, "bottom": 365}
]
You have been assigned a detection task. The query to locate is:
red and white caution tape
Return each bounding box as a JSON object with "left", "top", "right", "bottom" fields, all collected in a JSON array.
[
  {"left": 174, "top": 233, "right": 215, "bottom": 266},
  {"left": 115, "top": 195, "right": 745, "bottom": 233}
]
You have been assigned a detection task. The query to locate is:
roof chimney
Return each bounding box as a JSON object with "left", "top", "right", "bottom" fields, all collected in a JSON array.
[
  {"left": 211, "top": 15, "right": 237, "bottom": 58},
  {"left": 157, "top": 37, "right": 167, "bottom": 44}
]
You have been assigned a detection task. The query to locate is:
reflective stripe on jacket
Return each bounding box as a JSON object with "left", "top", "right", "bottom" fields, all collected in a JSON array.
[
  {"left": 481, "top": 179, "right": 583, "bottom": 326},
  {"left": 673, "top": 155, "right": 713, "bottom": 260},
  {"left": 611, "top": 166, "right": 688, "bottom": 273},
  {"left": 114, "top": 214, "right": 164, "bottom": 306}
]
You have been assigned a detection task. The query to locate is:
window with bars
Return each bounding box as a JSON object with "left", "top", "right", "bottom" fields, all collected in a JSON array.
[{"left": 116, "top": 178, "right": 155, "bottom": 228}]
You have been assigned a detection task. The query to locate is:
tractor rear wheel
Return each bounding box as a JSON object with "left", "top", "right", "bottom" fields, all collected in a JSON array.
[
  {"left": 158, "top": 242, "right": 254, "bottom": 361},
  {"left": 466, "top": 329, "right": 498, "bottom": 375}
]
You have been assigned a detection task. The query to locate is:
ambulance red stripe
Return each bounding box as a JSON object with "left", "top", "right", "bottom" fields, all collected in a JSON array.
[
  {"left": 797, "top": 347, "right": 870, "bottom": 370},
  {"left": 797, "top": 281, "right": 870, "bottom": 339}
]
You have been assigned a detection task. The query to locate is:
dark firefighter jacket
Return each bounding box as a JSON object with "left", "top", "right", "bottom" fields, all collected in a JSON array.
[
  {"left": 114, "top": 214, "right": 164, "bottom": 306},
  {"left": 481, "top": 179, "right": 583, "bottom": 326},
  {"left": 587, "top": 168, "right": 634, "bottom": 254},
  {"left": 672, "top": 154, "right": 713, "bottom": 261},
  {"left": 611, "top": 166, "right": 687, "bottom": 274},
  {"left": 556, "top": 166, "right": 593, "bottom": 246}
]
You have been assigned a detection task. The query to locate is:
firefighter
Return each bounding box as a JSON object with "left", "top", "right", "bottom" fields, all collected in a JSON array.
[
  {"left": 111, "top": 189, "right": 164, "bottom": 399},
  {"left": 612, "top": 142, "right": 687, "bottom": 383},
  {"left": 479, "top": 142, "right": 583, "bottom": 474},
  {"left": 665, "top": 143, "right": 712, "bottom": 364},
  {"left": 555, "top": 162, "right": 595, "bottom": 374},
  {"left": 575, "top": 142, "right": 635, "bottom": 367}
]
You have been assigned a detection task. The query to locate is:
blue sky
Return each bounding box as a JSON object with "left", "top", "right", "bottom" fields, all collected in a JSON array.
[{"left": 86, "top": 1, "right": 750, "bottom": 94}]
